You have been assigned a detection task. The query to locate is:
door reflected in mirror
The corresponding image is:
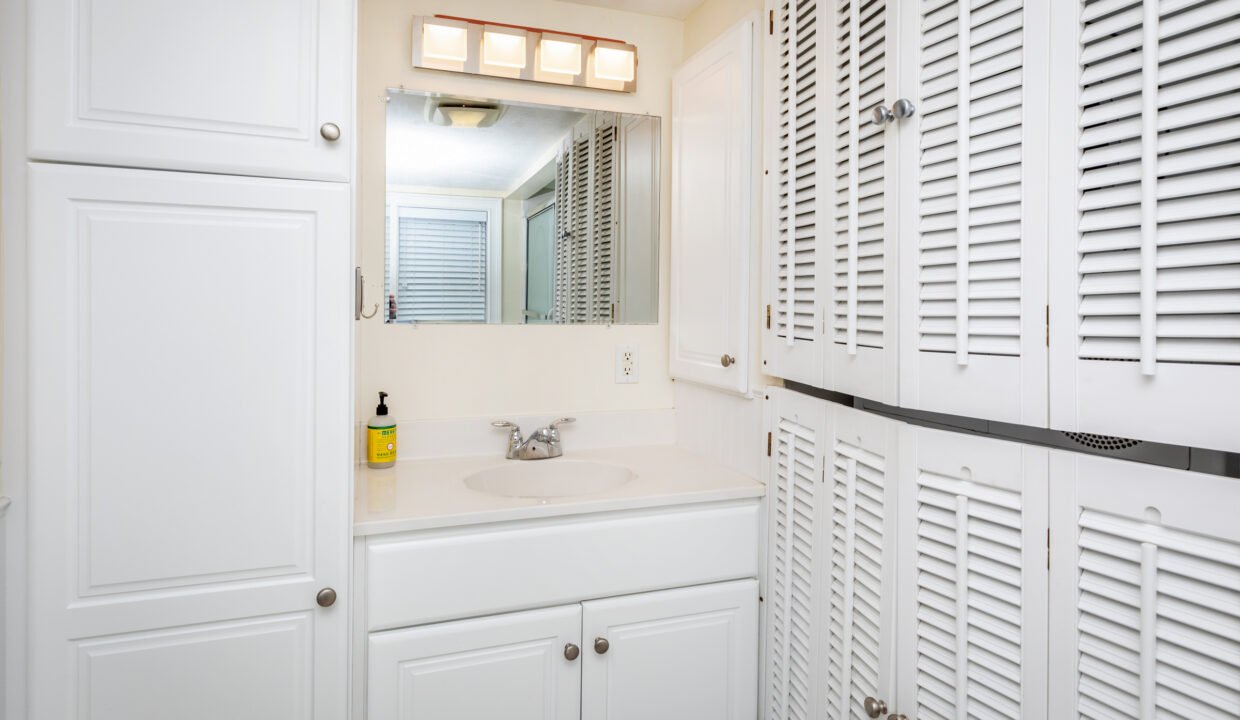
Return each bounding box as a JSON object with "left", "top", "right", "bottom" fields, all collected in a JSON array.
[{"left": 384, "top": 89, "right": 660, "bottom": 325}]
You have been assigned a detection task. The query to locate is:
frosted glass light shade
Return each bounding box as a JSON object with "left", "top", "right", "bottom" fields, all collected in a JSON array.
[
  {"left": 423, "top": 22, "right": 468, "bottom": 62},
  {"left": 594, "top": 46, "right": 635, "bottom": 82},
  {"left": 483, "top": 31, "right": 526, "bottom": 69},
  {"left": 540, "top": 38, "right": 582, "bottom": 75}
]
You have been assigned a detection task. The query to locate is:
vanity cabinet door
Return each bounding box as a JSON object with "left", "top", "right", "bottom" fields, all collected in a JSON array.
[
  {"left": 580, "top": 580, "right": 759, "bottom": 720},
  {"left": 368, "top": 605, "right": 583, "bottom": 720},
  {"left": 28, "top": 0, "right": 352, "bottom": 181},
  {"left": 669, "top": 15, "right": 758, "bottom": 395},
  {"left": 26, "top": 164, "right": 351, "bottom": 719}
]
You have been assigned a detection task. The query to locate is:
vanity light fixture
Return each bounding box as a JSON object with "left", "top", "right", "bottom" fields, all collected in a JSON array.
[
  {"left": 482, "top": 28, "right": 526, "bottom": 69},
  {"left": 411, "top": 15, "right": 637, "bottom": 93},
  {"left": 421, "top": 19, "right": 469, "bottom": 63}
]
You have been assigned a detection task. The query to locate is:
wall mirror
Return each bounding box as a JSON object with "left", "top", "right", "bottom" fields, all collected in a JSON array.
[{"left": 384, "top": 89, "right": 660, "bottom": 324}]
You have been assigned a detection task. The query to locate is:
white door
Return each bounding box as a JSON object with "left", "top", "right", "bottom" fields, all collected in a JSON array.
[
  {"left": 896, "top": 0, "right": 1050, "bottom": 425},
  {"left": 28, "top": 0, "right": 353, "bottom": 181},
  {"left": 764, "top": 387, "right": 827, "bottom": 720},
  {"left": 27, "top": 164, "right": 351, "bottom": 718},
  {"left": 581, "top": 580, "right": 758, "bottom": 720},
  {"left": 823, "top": 403, "right": 900, "bottom": 719},
  {"left": 1047, "top": 0, "right": 1240, "bottom": 451},
  {"left": 762, "top": 0, "right": 826, "bottom": 385},
  {"left": 368, "top": 605, "right": 583, "bottom": 720},
  {"left": 670, "top": 15, "right": 757, "bottom": 394},
  {"left": 1048, "top": 453, "right": 1240, "bottom": 719},
  {"left": 896, "top": 424, "right": 1048, "bottom": 720},
  {"left": 824, "top": 0, "right": 902, "bottom": 403}
]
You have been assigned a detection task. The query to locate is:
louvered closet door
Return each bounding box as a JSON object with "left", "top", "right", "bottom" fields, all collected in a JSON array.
[
  {"left": 1048, "top": 453, "right": 1240, "bottom": 719},
  {"left": 896, "top": 0, "right": 1049, "bottom": 425},
  {"left": 827, "top": 0, "right": 902, "bottom": 403},
  {"left": 1048, "top": 0, "right": 1240, "bottom": 451},
  {"left": 824, "top": 403, "right": 900, "bottom": 719},
  {"left": 896, "top": 425, "right": 1049, "bottom": 720},
  {"left": 764, "top": 388, "right": 828, "bottom": 720},
  {"left": 764, "top": 0, "right": 827, "bottom": 384}
]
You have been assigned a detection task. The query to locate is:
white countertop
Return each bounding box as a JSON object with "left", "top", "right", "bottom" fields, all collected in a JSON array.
[{"left": 354, "top": 444, "right": 765, "bottom": 536}]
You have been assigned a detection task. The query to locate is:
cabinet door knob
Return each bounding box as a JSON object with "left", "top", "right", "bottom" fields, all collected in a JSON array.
[
  {"left": 564, "top": 643, "right": 580, "bottom": 661},
  {"left": 320, "top": 122, "right": 342, "bottom": 141},
  {"left": 316, "top": 587, "right": 337, "bottom": 607},
  {"left": 863, "top": 697, "right": 888, "bottom": 718},
  {"left": 720, "top": 354, "right": 736, "bottom": 368},
  {"left": 594, "top": 637, "right": 610, "bottom": 654}
]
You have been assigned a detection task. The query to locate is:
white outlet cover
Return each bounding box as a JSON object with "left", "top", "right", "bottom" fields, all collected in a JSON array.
[{"left": 615, "top": 344, "right": 639, "bottom": 384}]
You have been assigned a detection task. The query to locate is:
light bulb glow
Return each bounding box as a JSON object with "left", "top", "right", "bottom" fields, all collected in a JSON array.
[
  {"left": 483, "top": 31, "right": 526, "bottom": 69},
  {"left": 422, "top": 22, "right": 468, "bottom": 62},
  {"left": 594, "top": 46, "right": 635, "bottom": 83},
  {"left": 540, "top": 38, "right": 582, "bottom": 75}
]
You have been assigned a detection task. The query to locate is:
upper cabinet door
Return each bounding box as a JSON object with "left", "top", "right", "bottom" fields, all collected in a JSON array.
[
  {"left": 581, "top": 581, "right": 759, "bottom": 720},
  {"left": 670, "top": 15, "right": 758, "bottom": 394},
  {"left": 26, "top": 164, "right": 351, "bottom": 718},
  {"left": 28, "top": 0, "right": 353, "bottom": 181},
  {"left": 763, "top": 0, "right": 827, "bottom": 386},
  {"left": 1048, "top": 453, "right": 1240, "bottom": 720},
  {"left": 896, "top": 424, "right": 1049, "bottom": 720},
  {"left": 1048, "top": 0, "right": 1240, "bottom": 451},
  {"left": 896, "top": 0, "right": 1050, "bottom": 425},
  {"left": 825, "top": 0, "right": 902, "bottom": 403}
]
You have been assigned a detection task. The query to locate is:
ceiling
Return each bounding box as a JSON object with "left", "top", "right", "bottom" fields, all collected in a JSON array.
[
  {"left": 555, "top": 0, "right": 705, "bottom": 20},
  {"left": 386, "top": 92, "right": 585, "bottom": 194}
]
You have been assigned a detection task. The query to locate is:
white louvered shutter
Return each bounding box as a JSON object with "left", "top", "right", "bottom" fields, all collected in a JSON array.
[
  {"left": 896, "top": 425, "right": 1049, "bottom": 720},
  {"left": 897, "top": 0, "right": 1049, "bottom": 425},
  {"left": 764, "top": 0, "right": 827, "bottom": 384},
  {"left": 1049, "top": 452, "right": 1240, "bottom": 719},
  {"left": 764, "top": 388, "right": 827, "bottom": 720},
  {"left": 825, "top": 402, "right": 900, "bottom": 719},
  {"left": 1048, "top": 0, "right": 1240, "bottom": 451},
  {"left": 553, "top": 138, "right": 572, "bottom": 324},
  {"left": 570, "top": 129, "right": 592, "bottom": 324},
  {"left": 828, "top": 0, "right": 900, "bottom": 402},
  {"left": 592, "top": 120, "right": 618, "bottom": 323},
  {"left": 389, "top": 206, "right": 489, "bottom": 323}
]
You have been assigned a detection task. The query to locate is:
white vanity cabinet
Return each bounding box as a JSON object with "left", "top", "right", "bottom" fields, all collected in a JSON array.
[
  {"left": 367, "top": 581, "right": 757, "bottom": 720},
  {"left": 356, "top": 500, "right": 761, "bottom": 720},
  {"left": 28, "top": 0, "right": 353, "bottom": 181}
]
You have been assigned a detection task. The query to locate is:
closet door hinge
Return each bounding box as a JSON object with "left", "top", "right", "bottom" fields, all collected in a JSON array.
[
  {"left": 766, "top": 431, "right": 772, "bottom": 457},
  {"left": 1046, "top": 304, "right": 1050, "bottom": 347},
  {"left": 1047, "top": 528, "right": 1051, "bottom": 570},
  {"left": 769, "top": 9, "right": 774, "bottom": 35},
  {"left": 766, "top": 304, "right": 771, "bottom": 329}
]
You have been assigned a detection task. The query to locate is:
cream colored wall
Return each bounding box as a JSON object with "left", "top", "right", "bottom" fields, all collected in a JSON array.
[
  {"left": 357, "top": 0, "right": 682, "bottom": 422},
  {"left": 683, "top": 0, "right": 765, "bottom": 58}
]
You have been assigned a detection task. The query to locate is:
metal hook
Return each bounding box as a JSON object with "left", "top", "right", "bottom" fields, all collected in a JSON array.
[
  {"left": 361, "top": 303, "right": 379, "bottom": 319},
  {"left": 355, "top": 267, "right": 380, "bottom": 320}
]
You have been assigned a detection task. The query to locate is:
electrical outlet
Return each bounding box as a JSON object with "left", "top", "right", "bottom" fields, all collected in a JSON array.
[{"left": 615, "top": 344, "right": 639, "bottom": 384}]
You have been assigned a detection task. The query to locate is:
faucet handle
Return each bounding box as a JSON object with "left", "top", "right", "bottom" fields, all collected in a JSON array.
[
  {"left": 549, "top": 417, "right": 576, "bottom": 429},
  {"left": 492, "top": 420, "right": 520, "bottom": 430}
]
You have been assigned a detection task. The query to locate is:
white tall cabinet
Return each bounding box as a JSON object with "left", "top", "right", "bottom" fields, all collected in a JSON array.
[{"left": 20, "top": 1, "right": 355, "bottom": 716}]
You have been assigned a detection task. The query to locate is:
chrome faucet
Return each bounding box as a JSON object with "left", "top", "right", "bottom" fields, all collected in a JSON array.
[{"left": 492, "top": 418, "right": 575, "bottom": 460}]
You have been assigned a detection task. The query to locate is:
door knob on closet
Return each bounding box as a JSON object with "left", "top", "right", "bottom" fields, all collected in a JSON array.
[
  {"left": 720, "top": 354, "right": 736, "bottom": 368},
  {"left": 863, "top": 697, "right": 888, "bottom": 718},
  {"left": 320, "top": 122, "right": 342, "bottom": 141},
  {"left": 316, "top": 587, "right": 337, "bottom": 607},
  {"left": 594, "top": 637, "right": 610, "bottom": 654},
  {"left": 564, "top": 643, "right": 580, "bottom": 661},
  {"left": 870, "top": 99, "right": 916, "bottom": 126}
]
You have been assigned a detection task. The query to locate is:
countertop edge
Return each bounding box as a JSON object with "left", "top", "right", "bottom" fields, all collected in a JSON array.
[{"left": 354, "top": 484, "right": 765, "bottom": 537}]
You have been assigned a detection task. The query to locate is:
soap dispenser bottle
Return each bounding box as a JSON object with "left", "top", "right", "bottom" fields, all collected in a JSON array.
[{"left": 367, "top": 391, "right": 397, "bottom": 469}]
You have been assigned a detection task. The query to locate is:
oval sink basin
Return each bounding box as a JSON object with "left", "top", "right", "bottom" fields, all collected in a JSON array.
[{"left": 465, "top": 460, "right": 634, "bottom": 499}]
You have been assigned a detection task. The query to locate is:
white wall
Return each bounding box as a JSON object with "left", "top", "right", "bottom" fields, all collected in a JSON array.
[
  {"left": 684, "top": 0, "right": 764, "bottom": 57},
  {"left": 357, "top": 0, "right": 683, "bottom": 423}
]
